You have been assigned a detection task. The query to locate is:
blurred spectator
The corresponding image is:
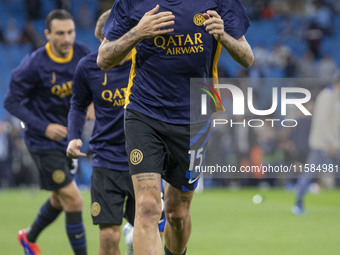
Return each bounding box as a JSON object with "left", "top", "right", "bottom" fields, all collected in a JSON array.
[
  {"left": 19, "top": 20, "right": 45, "bottom": 50},
  {"left": 4, "top": 18, "right": 21, "bottom": 45},
  {"left": 252, "top": 44, "right": 272, "bottom": 76},
  {"left": 319, "top": 54, "right": 338, "bottom": 79},
  {"left": 311, "top": 0, "right": 333, "bottom": 35},
  {"left": 304, "top": 22, "right": 323, "bottom": 58},
  {"left": 271, "top": 43, "right": 291, "bottom": 69},
  {"left": 280, "top": 15, "right": 303, "bottom": 41},
  {"left": 260, "top": 1, "right": 276, "bottom": 19},
  {"left": 298, "top": 51, "right": 318, "bottom": 77},
  {"left": 25, "top": 0, "right": 41, "bottom": 20},
  {"left": 55, "top": 0, "right": 71, "bottom": 12},
  {"left": 76, "top": 3, "right": 95, "bottom": 29},
  {"left": 285, "top": 55, "right": 299, "bottom": 77}
]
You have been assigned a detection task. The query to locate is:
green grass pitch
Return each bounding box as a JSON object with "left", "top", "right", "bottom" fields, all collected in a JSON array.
[{"left": 0, "top": 187, "right": 339, "bottom": 254}]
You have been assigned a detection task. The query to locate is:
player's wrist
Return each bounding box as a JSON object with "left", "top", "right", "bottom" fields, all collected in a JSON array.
[{"left": 132, "top": 25, "right": 145, "bottom": 41}]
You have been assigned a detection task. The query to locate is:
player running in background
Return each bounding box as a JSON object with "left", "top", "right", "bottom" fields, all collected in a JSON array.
[
  {"left": 4, "top": 9, "right": 90, "bottom": 255},
  {"left": 292, "top": 75, "right": 340, "bottom": 215},
  {"left": 67, "top": 9, "right": 166, "bottom": 255},
  {"left": 97, "top": 1, "right": 253, "bottom": 255},
  {"left": 66, "top": 10, "right": 135, "bottom": 255}
]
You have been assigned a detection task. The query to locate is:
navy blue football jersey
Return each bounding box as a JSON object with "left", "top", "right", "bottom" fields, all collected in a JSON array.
[
  {"left": 103, "top": 0, "right": 250, "bottom": 124},
  {"left": 4, "top": 42, "right": 90, "bottom": 151},
  {"left": 68, "top": 51, "right": 131, "bottom": 171}
]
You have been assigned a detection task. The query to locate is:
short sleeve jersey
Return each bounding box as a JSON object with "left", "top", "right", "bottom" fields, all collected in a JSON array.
[{"left": 103, "top": 0, "right": 250, "bottom": 124}]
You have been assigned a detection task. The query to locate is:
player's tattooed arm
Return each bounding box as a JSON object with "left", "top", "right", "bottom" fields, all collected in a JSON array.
[
  {"left": 224, "top": 36, "right": 254, "bottom": 68},
  {"left": 203, "top": 10, "right": 254, "bottom": 68},
  {"left": 98, "top": 30, "right": 139, "bottom": 71},
  {"left": 97, "top": 5, "right": 175, "bottom": 71}
]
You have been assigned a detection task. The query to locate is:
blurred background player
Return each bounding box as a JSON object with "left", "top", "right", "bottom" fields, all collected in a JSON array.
[
  {"left": 66, "top": 9, "right": 135, "bottom": 255},
  {"left": 292, "top": 74, "right": 340, "bottom": 215},
  {"left": 4, "top": 9, "right": 90, "bottom": 255},
  {"left": 97, "top": 1, "right": 253, "bottom": 255}
]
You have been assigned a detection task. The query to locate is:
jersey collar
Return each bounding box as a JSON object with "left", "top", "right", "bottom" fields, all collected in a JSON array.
[{"left": 45, "top": 42, "right": 73, "bottom": 63}]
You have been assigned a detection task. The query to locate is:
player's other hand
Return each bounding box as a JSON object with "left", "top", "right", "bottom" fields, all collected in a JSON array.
[
  {"left": 136, "top": 4, "right": 175, "bottom": 40},
  {"left": 66, "top": 139, "right": 87, "bottom": 159},
  {"left": 203, "top": 10, "right": 224, "bottom": 41},
  {"left": 45, "top": 123, "right": 68, "bottom": 141}
]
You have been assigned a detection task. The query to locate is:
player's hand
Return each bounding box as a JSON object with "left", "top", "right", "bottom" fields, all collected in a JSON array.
[
  {"left": 45, "top": 123, "right": 68, "bottom": 141},
  {"left": 203, "top": 10, "right": 224, "bottom": 42},
  {"left": 66, "top": 139, "right": 87, "bottom": 159},
  {"left": 135, "top": 4, "right": 175, "bottom": 39}
]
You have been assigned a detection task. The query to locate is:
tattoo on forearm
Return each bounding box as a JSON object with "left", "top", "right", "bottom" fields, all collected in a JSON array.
[
  {"left": 228, "top": 41, "right": 250, "bottom": 67},
  {"left": 101, "top": 29, "right": 139, "bottom": 67}
]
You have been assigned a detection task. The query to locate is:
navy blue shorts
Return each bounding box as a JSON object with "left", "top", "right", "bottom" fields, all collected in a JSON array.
[
  {"left": 124, "top": 109, "right": 211, "bottom": 191},
  {"left": 91, "top": 167, "right": 135, "bottom": 226},
  {"left": 29, "top": 149, "right": 73, "bottom": 191}
]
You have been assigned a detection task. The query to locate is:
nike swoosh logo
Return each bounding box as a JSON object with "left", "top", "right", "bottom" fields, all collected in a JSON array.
[
  {"left": 188, "top": 176, "right": 200, "bottom": 184},
  {"left": 75, "top": 232, "right": 85, "bottom": 239}
]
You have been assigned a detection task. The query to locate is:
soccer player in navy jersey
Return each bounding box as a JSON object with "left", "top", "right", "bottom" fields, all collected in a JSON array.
[
  {"left": 67, "top": 10, "right": 167, "bottom": 255},
  {"left": 4, "top": 9, "right": 90, "bottom": 255},
  {"left": 66, "top": 10, "right": 135, "bottom": 255},
  {"left": 97, "top": 1, "right": 254, "bottom": 255}
]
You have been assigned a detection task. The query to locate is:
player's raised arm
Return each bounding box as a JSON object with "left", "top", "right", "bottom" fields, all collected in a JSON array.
[
  {"left": 203, "top": 10, "right": 254, "bottom": 68},
  {"left": 97, "top": 4, "right": 175, "bottom": 71}
]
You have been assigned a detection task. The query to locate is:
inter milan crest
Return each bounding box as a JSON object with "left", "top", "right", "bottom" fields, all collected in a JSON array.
[
  {"left": 193, "top": 13, "right": 205, "bottom": 26},
  {"left": 130, "top": 149, "right": 143, "bottom": 165},
  {"left": 91, "top": 202, "right": 101, "bottom": 217},
  {"left": 52, "top": 170, "right": 65, "bottom": 184}
]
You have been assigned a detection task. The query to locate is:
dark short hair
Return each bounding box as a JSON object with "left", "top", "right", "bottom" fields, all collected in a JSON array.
[{"left": 45, "top": 9, "right": 74, "bottom": 31}]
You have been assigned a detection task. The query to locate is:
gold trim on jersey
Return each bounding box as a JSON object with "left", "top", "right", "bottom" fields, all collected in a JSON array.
[
  {"left": 45, "top": 42, "right": 73, "bottom": 64},
  {"left": 126, "top": 53, "right": 133, "bottom": 61},
  {"left": 212, "top": 42, "right": 225, "bottom": 112},
  {"left": 124, "top": 48, "right": 137, "bottom": 109}
]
